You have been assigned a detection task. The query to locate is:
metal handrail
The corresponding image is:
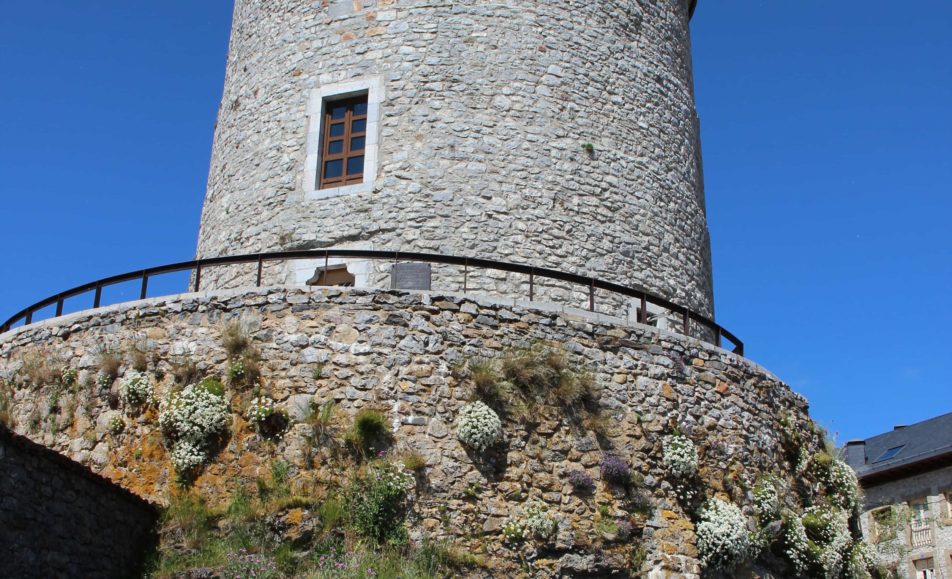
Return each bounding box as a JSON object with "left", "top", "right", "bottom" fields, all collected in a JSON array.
[{"left": 0, "top": 249, "right": 743, "bottom": 355}]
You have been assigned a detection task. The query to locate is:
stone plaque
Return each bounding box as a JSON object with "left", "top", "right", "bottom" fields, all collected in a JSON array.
[{"left": 390, "top": 262, "right": 432, "bottom": 290}]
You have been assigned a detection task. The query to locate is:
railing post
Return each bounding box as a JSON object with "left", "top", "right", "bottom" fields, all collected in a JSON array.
[
  {"left": 55, "top": 299, "right": 64, "bottom": 317},
  {"left": 256, "top": 256, "right": 263, "bottom": 287},
  {"left": 589, "top": 278, "right": 595, "bottom": 312},
  {"left": 140, "top": 274, "right": 149, "bottom": 300},
  {"left": 324, "top": 250, "right": 329, "bottom": 284},
  {"left": 529, "top": 269, "right": 534, "bottom": 301},
  {"left": 715, "top": 326, "right": 722, "bottom": 349},
  {"left": 193, "top": 265, "right": 202, "bottom": 292},
  {"left": 25, "top": 310, "right": 33, "bottom": 325},
  {"left": 682, "top": 306, "right": 690, "bottom": 336},
  {"left": 639, "top": 294, "right": 647, "bottom": 324},
  {"left": 93, "top": 285, "right": 102, "bottom": 308}
]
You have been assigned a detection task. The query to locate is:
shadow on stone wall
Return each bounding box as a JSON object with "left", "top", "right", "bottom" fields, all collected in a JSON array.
[{"left": 0, "top": 425, "right": 157, "bottom": 579}]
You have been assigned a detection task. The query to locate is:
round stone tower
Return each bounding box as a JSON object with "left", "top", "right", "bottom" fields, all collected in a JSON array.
[{"left": 196, "top": 0, "right": 713, "bottom": 317}]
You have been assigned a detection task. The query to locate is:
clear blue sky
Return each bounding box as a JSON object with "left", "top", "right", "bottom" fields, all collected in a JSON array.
[{"left": 1, "top": 1, "right": 949, "bottom": 443}]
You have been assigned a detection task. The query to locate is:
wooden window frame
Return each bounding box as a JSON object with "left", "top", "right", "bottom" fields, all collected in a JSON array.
[{"left": 319, "top": 95, "right": 368, "bottom": 190}]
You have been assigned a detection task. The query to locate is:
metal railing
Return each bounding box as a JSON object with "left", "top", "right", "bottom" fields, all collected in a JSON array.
[{"left": 0, "top": 249, "right": 743, "bottom": 355}]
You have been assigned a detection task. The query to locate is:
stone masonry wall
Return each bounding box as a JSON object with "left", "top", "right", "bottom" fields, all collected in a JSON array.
[
  {"left": 859, "top": 465, "right": 952, "bottom": 579},
  {"left": 0, "top": 288, "right": 819, "bottom": 576},
  {"left": 0, "top": 426, "right": 157, "bottom": 579},
  {"left": 196, "top": 0, "right": 715, "bottom": 317}
]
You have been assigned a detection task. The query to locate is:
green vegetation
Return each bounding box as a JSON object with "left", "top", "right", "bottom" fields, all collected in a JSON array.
[
  {"left": 461, "top": 343, "right": 601, "bottom": 429},
  {"left": 0, "top": 379, "right": 14, "bottom": 428},
  {"left": 97, "top": 347, "right": 122, "bottom": 383},
  {"left": 345, "top": 409, "right": 391, "bottom": 458},
  {"left": 148, "top": 457, "right": 476, "bottom": 579}
]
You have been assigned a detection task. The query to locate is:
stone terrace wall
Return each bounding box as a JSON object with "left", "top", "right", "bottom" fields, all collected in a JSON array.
[
  {"left": 0, "top": 426, "right": 157, "bottom": 579},
  {"left": 0, "top": 288, "right": 820, "bottom": 576}
]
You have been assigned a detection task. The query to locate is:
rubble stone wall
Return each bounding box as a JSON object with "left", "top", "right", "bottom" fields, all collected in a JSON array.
[
  {"left": 0, "top": 287, "right": 819, "bottom": 576},
  {"left": 0, "top": 426, "right": 156, "bottom": 579},
  {"left": 196, "top": 0, "right": 715, "bottom": 317}
]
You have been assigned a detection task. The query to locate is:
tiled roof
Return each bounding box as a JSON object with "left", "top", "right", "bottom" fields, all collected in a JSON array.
[{"left": 845, "top": 411, "right": 952, "bottom": 481}]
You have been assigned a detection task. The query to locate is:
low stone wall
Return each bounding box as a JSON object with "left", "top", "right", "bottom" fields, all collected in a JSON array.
[
  {"left": 0, "top": 287, "right": 822, "bottom": 576},
  {"left": 0, "top": 425, "right": 157, "bottom": 578}
]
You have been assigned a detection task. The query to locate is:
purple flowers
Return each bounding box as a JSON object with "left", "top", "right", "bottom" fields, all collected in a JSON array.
[
  {"left": 600, "top": 453, "right": 631, "bottom": 485},
  {"left": 225, "top": 549, "right": 279, "bottom": 578},
  {"left": 566, "top": 469, "right": 595, "bottom": 493}
]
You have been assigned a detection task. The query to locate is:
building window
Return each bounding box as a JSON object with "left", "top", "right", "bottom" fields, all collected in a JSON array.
[
  {"left": 319, "top": 95, "right": 367, "bottom": 189},
  {"left": 304, "top": 76, "right": 383, "bottom": 200},
  {"left": 909, "top": 499, "right": 933, "bottom": 548},
  {"left": 913, "top": 558, "right": 934, "bottom": 579},
  {"left": 306, "top": 265, "right": 355, "bottom": 287}
]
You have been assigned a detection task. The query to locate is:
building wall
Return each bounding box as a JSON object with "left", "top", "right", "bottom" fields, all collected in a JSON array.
[
  {"left": 196, "top": 0, "right": 715, "bottom": 317},
  {"left": 0, "top": 427, "right": 156, "bottom": 579},
  {"left": 0, "top": 286, "right": 818, "bottom": 576},
  {"left": 859, "top": 465, "right": 952, "bottom": 578}
]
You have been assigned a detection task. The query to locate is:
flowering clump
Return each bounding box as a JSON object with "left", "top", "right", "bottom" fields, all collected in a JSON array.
[
  {"left": 566, "top": 469, "right": 595, "bottom": 494},
  {"left": 96, "top": 372, "right": 113, "bottom": 390},
  {"left": 224, "top": 549, "right": 280, "bottom": 579},
  {"left": 600, "top": 453, "right": 631, "bottom": 485},
  {"left": 753, "top": 475, "right": 782, "bottom": 522},
  {"left": 246, "top": 396, "right": 278, "bottom": 423},
  {"left": 695, "top": 498, "right": 752, "bottom": 572},
  {"left": 502, "top": 504, "right": 558, "bottom": 545},
  {"left": 246, "top": 396, "right": 289, "bottom": 438},
  {"left": 820, "top": 456, "right": 862, "bottom": 512},
  {"left": 158, "top": 382, "right": 230, "bottom": 474},
  {"left": 60, "top": 367, "right": 77, "bottom": 387},
  {"left": 456, "top": 401, "right": 502, "bottom": 453},
  {"left": 107, "top": 415, "right": 125, "bottom": 435},
  {"left": 783, "top": 505, "right": 859, "bottom": 578},
  {"left": 662, "top": 434, "right": 698, "bottom": 478},
  {"left": 346, "top": 462, "right": 415, "bottom": 544},
  {"left": 120, "top": 371, "right": 154, "bottom": 409}
]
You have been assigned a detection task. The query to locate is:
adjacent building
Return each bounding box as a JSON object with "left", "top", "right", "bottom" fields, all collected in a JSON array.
[{"left": 845, "top": 412, "right": 952, "bottom": 578}]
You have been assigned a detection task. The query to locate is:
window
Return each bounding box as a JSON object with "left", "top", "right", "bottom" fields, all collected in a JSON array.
[
  {"left": 873, "top": 445, "right": 905, "bottom": 462},
  {"left": 913, "top": 558, "right": 934, "bottom": 579},
  {"left": 304, "top": 76, "right": 383, "bottom": 200},
  {"left": 306, "top": 265, "right": 355, "bottom": 287},
  {"left": 909, "top": 499, "right": 933, "bottom": 548},
  {"left": 319, "top": 95, "right": 367, "bottom": 189}
]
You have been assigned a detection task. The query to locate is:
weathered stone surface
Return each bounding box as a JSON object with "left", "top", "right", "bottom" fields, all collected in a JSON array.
[
  {"left": 0, "top": 427, "right": 156, "bottom": 578},
  {"left": 195, "top": 0, "right": 715, "bottom": 319},
  {"left": 0, "top": 288, "right": 819, "bottom": 577}
]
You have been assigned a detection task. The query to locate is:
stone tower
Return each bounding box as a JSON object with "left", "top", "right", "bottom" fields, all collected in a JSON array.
[{"left": 196, "top": 0, "right": 713, "bottom": 316}]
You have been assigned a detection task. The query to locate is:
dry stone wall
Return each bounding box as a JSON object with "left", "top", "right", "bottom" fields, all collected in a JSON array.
[
  {"left": 0, "top": 426, "right": 157, "bottom": 579},
  {"left": 0, "top": 288, "right": 819, "bottom": 576},
  {"left": 196, "top": 0, "right": 715, "bottom": 317}
]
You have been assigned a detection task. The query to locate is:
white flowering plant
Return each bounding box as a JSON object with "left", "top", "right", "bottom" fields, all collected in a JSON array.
[
  {"left": 246, "top": 396, "right": 289, "bottom": 437},
  {"left": 753, "top": 474, "right": 782, "bottom": 522},
  {"left": 783, "top": 505, "right": 867, "bottom": 578},
  {"left": 502, "top": 504, "right": 558, "bottom": 545},
  {"left": 159, "top": 381, "right": 230, "bottom": 475},
  {"left": 456, "top": 401, "right": 503, "bottom": 453},
  {"left": 120, "top": 371, "right": 154, "bottom": 409},
  {"left": 822, "top": 456, "right": 862, "bottom": 513},
  {"left": 60, "top": 367, "right": 78, "bottom": 388},
  {"left": 695, "top": 498, "right": 752, "bottom": 572},
  {"left": 96, "top": 371, "right": 113, "bottom": 390},
  {"left": 662, "top": 434, "right": 698, "bottom": 478},
  {"left": 107, "top": 415, "right": 125, "bottom": 435},
  {"left": 525, "top": 504, "right": 558, "bottom": 541}
]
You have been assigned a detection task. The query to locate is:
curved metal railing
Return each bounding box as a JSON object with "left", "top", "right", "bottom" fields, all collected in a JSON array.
[{"left": 0, "top": 249, "right": 743, "bottom": 355}]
